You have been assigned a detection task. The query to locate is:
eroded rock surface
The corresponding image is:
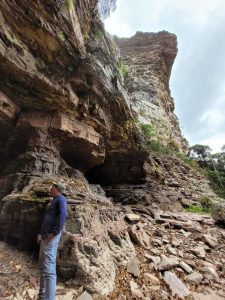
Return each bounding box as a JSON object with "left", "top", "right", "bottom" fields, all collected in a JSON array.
[
  {"left": 117, "top": 32, "right": 188, "bottom": 151},
  {"left": 0, "top": 175, "right": 135, "bottom": 295},
  {"left": 1, "top": 210, "right": 225, "bottom": 299},
  {"left": 0, "top": 1, "right": 225, "bottom": 298}
]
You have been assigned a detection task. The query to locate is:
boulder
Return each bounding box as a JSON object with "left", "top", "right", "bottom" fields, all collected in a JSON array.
[
  {"left": 125, "top": 213, "right": 141, "bottom": 223},
  {"left": 127, "top": 259, "right": 140, "bottom": 277},
  {"left": 158, "top": 257, "right": 179, "bottom": 271},
  {"left": 187, "top": 272, "right": 203, "bottom": 284},
  {"left": 203, "top": 234, "right": 218, "bottom": 248},
  {"left": 190, "top": 247, "right": 206, "bottom": 259}
]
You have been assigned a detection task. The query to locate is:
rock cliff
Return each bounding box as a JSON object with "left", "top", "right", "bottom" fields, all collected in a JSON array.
[
  {"left": 0, "top": 0, "right": 224, "bottom": 298},
  {"left": 117, "top": 31, "right": 188, "bottom": 151},
  {"left": 0, "top": 0, "right": 147, "bottom": 191}
]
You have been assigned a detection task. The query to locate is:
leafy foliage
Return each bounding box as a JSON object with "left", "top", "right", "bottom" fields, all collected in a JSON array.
[
  {"left": 139, "top": 123, "right": 157, "bottom": 138},
  {"left": 168, "top": 140, "right": 180, "bottom": 152},
  {"left": 148, "top": 141, "right": 170, "bottom": 154},
  {"left": 98, "top": 0, "right": 117, "bottom": 19},
  {"left": 185, "top": 196, "right": 213, "bottom": 214},
  {"left": 185, "top": 205, "right": 208, "bottom": 214},
  {"left": 94, "top": 28, "right": 104, "bottom": 40},
  {"left": 188, "top": 144, "right": 225, "bottom": 199},
  {"left": 189, "top": 144, "right": 212, "bottom": 165},
  {"left": 68, "top": 0, "right": 73, "bottom": 11},
  {"left": 138, "top": 123, "right": 181, "bottom": 155},
  {"left": 119, "top": 64, "right": 128, "bottom": 79},
  {"left": 200, "top": 196, "right": 213, "bottom": 212}
]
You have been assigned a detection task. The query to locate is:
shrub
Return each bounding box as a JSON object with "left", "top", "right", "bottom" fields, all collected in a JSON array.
[
  {"left": 139, "top": 123, "right": 157, "bottom": 138},
  {"left": 94, "top": 28, "right": 104, "bottom": 40},
  {"left": 176, "top": 153, "right": 202, "bottom": 170},
  {"left": 207, "top": 169, "right": 225, "bottom": 199},
  {"left": 185, "top": 205, "right": 206, "bottom": 214},
  {"left": 148, "top": 141, "right": 170, "bottom": 155},
  {"left": 168, "top": 140, "right": 180, "bottom": 152},
  {"left": 199, "top": 196, "right": 213, "bottom": 212}
]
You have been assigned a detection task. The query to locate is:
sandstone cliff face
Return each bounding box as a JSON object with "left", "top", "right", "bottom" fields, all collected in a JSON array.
[
  {"left": 0, "top": 0, "right": 146, "bottom": 294},
  {"left": 117, "top": 32, "right": 188, "bottom": 151},
  {"left": 0, "top": 1, "right": 223, "bottom": 297},
  {"left": 0, "top": 0, "right": 147, "bottom": 192}
]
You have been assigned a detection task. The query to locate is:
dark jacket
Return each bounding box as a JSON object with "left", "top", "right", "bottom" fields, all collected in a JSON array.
[{"left": 41, "top": 194, "right": 67, "bottom": 238}]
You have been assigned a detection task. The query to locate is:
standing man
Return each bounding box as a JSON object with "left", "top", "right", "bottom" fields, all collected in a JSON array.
[{"left": 38, "top": 182, "right": 67, "bottom": 300}]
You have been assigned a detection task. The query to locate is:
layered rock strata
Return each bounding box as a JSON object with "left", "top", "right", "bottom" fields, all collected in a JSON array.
[
  {"left": 117, "top": 32, "right": 188, "bottom": 151},
  {"left": 0, "top": 174, "right": 135, "bottom": 294},
  {"left": 105, "top": 155, "right": 220, "bottom": 210},
  {"left": 0, "top": 0, "right": 146, "bottom": 294},
  {"left": 0, "top": 0, "right": 147, "bottom": 192},
  {"left": 0, "top": 0, "right": 224, "bottom": 297}
]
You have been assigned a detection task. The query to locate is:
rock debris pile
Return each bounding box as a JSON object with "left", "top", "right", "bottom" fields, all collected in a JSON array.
[{"left": 1, "top": 210, "right": 225, "bottom": 299}]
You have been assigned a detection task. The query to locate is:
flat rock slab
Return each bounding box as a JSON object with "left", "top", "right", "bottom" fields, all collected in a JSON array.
[
  {"left": 187, "top": 272, "right": 203, "bottom": 284},
  {"left": 158, "top": 257, "right": 179, "bottom": 271},
  {"left": 143, "top": 273, "right": 160, "bottom": 285},
  {"left": 77, "top": 291, "right": 93, "bottom": 300},
  {"left": 125, "top": 213, "right": 141, "bottom": 222},
  {"left": 130, "top": 280, "right": 143, "bottom": 298},
  {"left": 201, "top": 267, "right": 220, "bottom": 281},
  {"left": 179, "top": 261, "right": 193, "bottom": 274},
  {"left": 203, "top": 234, "right": 218, "bottom": 248},
  {"left": 192, "top": 290, "right": 224, "bottom": 300},
  {"left": 127, "top": 259, "right": 140, "bottom": 277},
  {"left": 164, "top": 271, "right": 190, "bottom": 298},
  {"left": 190, "top": 246, "right": 206, "bottom": 258}
]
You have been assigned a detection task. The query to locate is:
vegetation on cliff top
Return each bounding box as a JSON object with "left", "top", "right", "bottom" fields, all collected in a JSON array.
[
  {"left": 138, "top": 121, "right": 225, "bottom": 199},
  {"left": 189, "top": 144, "right": 225, "bottom": 199}
]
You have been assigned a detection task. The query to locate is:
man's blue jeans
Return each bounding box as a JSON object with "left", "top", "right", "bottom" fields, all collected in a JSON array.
[{"left": 38, "top": 233, "right": 61, "bottom": 300}]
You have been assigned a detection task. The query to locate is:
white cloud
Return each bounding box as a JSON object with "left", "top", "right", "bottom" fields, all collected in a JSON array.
[
  {"left": 105, "top": 0, "right": 225, "bottom": 36},
  {"left": 199, "top": 133, "right": 225, "bottom": 153},
  {"left": 200, "top": 110, "right": 224, "bottom": 127}
]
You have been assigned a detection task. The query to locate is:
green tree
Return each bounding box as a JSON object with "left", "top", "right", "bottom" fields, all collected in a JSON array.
[
  {"left": 188, "top": 144, "right": 225, "bottom": 198},
  {"left": 189, "top": 144, "right": 211, "bottom": 166}
]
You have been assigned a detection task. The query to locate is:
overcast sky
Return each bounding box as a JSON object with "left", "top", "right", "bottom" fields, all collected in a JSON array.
[{"left": 104, "top": 0, "right": 225, "bottom": 152}]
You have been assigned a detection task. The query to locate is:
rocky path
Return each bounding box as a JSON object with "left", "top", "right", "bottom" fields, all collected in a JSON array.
[
  {"left": 0, "top": 211, "right": 225, "bottom": 300},
  {"left": 105, "top": 211, "right": 225, "bottom": 300}
]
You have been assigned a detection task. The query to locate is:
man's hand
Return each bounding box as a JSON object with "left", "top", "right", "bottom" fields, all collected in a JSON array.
[
  {"left": 47, "top": 234, "right": 55, "bottom": 242},
  {"left": 37, "top": 234, "right": 42, "bottom": 244}
]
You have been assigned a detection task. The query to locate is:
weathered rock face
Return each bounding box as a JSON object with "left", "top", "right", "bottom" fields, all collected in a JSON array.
[
  {"left": 0, "top": 175, "right": 135, "bottom": 295},
  {"left": 117, "top": 32, "right": 188, "bottom": 151},
  {"left": 105, "top": 155, "right": 220, "bottom": 211},
  {"left": 0, "top": 1, "right": 147, "bottom": 295},
  {"left": 0, "top": 0, "right": 147, "bottom": 192},
  {"left": 1, "top": 1, "right": 224, "bottom": 297}
]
